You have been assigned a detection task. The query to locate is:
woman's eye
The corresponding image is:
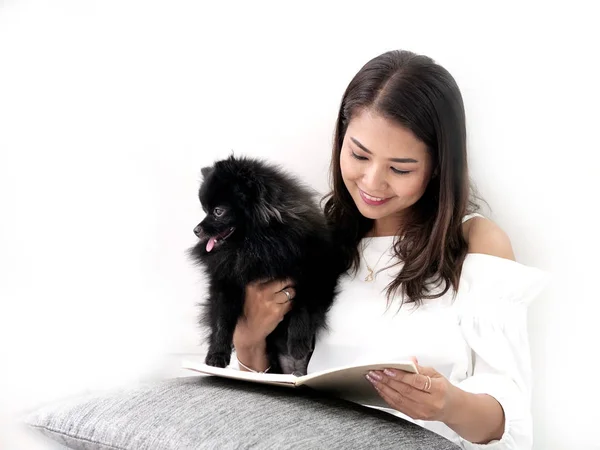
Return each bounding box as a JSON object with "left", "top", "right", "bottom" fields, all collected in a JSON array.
[
  {"left": 391, "top": 167, "right": 410, "bottom": 175},
  {"left": 213, "top": 207, "right": 225, "bottom": 217},
  {"left": 351, "top": 151, "right": 368, "bottom": 161}
]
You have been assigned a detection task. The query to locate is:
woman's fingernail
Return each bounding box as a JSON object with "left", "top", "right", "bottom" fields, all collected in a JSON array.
[
  {"left": 383, "top": 369, "right": 396, "bottom": 377},
  {"left": 365, "top": 374, "right": 377, "bottom": 384},
  {"left": 368, "top": 371, "right": 382, "bottom": 381}
]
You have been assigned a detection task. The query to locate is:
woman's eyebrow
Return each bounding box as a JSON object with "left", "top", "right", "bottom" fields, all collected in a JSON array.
[{"left": 350, "top": 137, "right": 418, "bottom": 163}]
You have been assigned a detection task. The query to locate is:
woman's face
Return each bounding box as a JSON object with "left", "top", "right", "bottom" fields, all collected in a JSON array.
[{"left": 340, "top": 108, "right": 434, "bottom": 235}]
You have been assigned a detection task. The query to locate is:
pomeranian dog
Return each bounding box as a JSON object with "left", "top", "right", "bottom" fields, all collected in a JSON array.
[{"left": 188, "top": 155, "right": 340, "bottom": 374}]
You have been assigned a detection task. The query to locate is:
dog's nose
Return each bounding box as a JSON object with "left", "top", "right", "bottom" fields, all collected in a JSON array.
[{"left": 193, "top": 225, "right": 202, "bottom": 237}]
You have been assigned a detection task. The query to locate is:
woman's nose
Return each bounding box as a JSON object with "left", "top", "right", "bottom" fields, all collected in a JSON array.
[{"left": 362, "top": 165, "right": 388, "bottom": 192}]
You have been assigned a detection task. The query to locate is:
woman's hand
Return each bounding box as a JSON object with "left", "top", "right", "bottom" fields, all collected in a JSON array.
[
  {"left": 367, "top": 358, "right": 506, "bottom": 444},
  {"left": 233, "top": 279, "right": 295, "bottom": 352},
  {"left": 365, "top": 358, "right": 458, "bottom": 423}
]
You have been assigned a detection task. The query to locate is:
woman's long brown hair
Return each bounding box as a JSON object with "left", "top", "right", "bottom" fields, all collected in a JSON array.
[{"left": 323, "top": 50, "right": 480, "bottom": 305}]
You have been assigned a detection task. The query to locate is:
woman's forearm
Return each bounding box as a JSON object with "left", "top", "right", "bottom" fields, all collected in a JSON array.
[
  {"left": 234, "top": 342, "right": 270, "bottom": 373},
  {"left": 444, "top": 388, "right": 506, "bottom": 444}
]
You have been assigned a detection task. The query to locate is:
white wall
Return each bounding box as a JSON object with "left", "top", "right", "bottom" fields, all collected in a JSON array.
[{"left": 1, "top": 1, "right": 598, "bottom": 448}]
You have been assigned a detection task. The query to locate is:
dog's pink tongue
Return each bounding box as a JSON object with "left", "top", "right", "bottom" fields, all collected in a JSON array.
[{"left": 206, "top": 237, "right": 216, "bottom": 253}]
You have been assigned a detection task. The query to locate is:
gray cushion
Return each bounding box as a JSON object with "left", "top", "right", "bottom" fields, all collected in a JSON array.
[{"left": 25, "top": 376, "right": 460, "bottom": 449}]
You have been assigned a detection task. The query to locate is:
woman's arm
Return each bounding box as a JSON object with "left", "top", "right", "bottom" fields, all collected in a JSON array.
[
  {"left": 450, "top": 216, "right": 514, "bottom": 441},
  {"left": 232, "top": 279, "right": 294, "bottom": 372},
  {"left": 232, "top": 342, "right": 271, "bottom": 373},
  {"left": 444, "top": 389, "right": 505, "bottom": 443},
  {"left": 370, "top": 218, "right": 525, "bottom": 445},
  {"left": 368, "top": 364, "right": 506, "bottom": 444}
]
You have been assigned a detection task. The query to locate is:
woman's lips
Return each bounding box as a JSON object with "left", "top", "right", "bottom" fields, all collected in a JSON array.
[{"left": 359, "top": 189, "right": 392, "bottom": 206}]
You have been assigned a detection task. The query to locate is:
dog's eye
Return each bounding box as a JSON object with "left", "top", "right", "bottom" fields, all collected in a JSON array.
[{"left": 213, "top": 207, "right": 225, "bottom": 217}]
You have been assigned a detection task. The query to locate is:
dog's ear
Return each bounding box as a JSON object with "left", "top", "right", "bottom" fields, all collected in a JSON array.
[{"left": 201, "top": 166, "right": 214, "bottom": 179}]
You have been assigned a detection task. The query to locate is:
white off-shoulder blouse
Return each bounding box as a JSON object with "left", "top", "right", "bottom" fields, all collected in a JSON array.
[{"left": 307, "top": 215, "right": 548, "bottom": 449}]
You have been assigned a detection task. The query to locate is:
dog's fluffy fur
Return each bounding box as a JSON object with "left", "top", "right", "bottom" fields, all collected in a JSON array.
[{"left": 188, "top": 155, "right": 340, "bottom": 374}]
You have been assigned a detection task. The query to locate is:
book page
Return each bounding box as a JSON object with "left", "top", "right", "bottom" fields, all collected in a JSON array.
[
  {"left": 181, "top": 360, "right": 299, "bottom": 387},
  {"left": 298, "top": 362, "right": 418, "bottom": 409}
]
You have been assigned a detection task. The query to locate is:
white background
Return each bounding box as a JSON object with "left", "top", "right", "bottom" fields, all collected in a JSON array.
[{"left": 1, "top": 1, "right": 598, "bottom": 448}]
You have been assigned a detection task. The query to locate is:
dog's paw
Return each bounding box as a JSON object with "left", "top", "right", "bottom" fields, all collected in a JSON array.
[
  {"left": 288, "top": 339, "right": 311, "bottom": 360},
  {"left": 205, "top": 352, "right": 230, "bottom": 368}
]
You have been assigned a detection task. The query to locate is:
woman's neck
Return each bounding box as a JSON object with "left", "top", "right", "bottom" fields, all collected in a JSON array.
[{"left": 369, "top": 213, "right": 406, "bottom": 237}]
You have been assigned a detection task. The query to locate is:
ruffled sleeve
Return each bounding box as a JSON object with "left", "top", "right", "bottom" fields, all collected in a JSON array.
[{"left": 454, "top": 254, "right": 549, "bottom": 450}]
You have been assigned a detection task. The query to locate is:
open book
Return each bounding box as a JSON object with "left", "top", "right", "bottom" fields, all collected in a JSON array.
[{"left": 182, "top": 359, "right": 418, "bottom": 409}]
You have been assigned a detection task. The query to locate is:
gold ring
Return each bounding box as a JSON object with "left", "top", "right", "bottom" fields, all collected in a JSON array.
[{"left": 424, "top": 375, "right": 432, "bottom": 392}]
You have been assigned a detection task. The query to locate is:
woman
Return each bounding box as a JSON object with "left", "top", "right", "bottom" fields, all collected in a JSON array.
[{"left": 231, "top": 50, "right": 547, "bottom": 449}]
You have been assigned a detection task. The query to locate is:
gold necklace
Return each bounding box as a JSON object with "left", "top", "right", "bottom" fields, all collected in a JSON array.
[{"left": 361, "top": 238, "right": 392, "bottom": 282}]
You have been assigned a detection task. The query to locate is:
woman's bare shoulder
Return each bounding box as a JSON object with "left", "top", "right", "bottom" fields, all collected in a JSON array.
[{"left": 463, "top": 216, "right": 516, "bottom": 261}]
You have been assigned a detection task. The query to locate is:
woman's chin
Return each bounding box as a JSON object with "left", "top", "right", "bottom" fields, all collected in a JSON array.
[
  {"left": 354, "top": 203, "right": 390, "bottom": 220},
  {"left": 353, "top": 198, "right": 408, "bottom": 224}
]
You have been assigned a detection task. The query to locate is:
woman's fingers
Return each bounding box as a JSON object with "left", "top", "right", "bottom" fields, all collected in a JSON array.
[
  {"left": 275, "top": 287, "right": 295, "bottom": 304},
  {"left": 245, "top": 278, "right": 295, "bottom": 318},
  {"left": 268, "top": 279, "right": 296, "bottom": 304}
]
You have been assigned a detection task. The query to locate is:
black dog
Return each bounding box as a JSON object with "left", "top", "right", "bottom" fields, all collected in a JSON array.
[{"left": 188, "top": 155, "right": 339, "bottom": 374}]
